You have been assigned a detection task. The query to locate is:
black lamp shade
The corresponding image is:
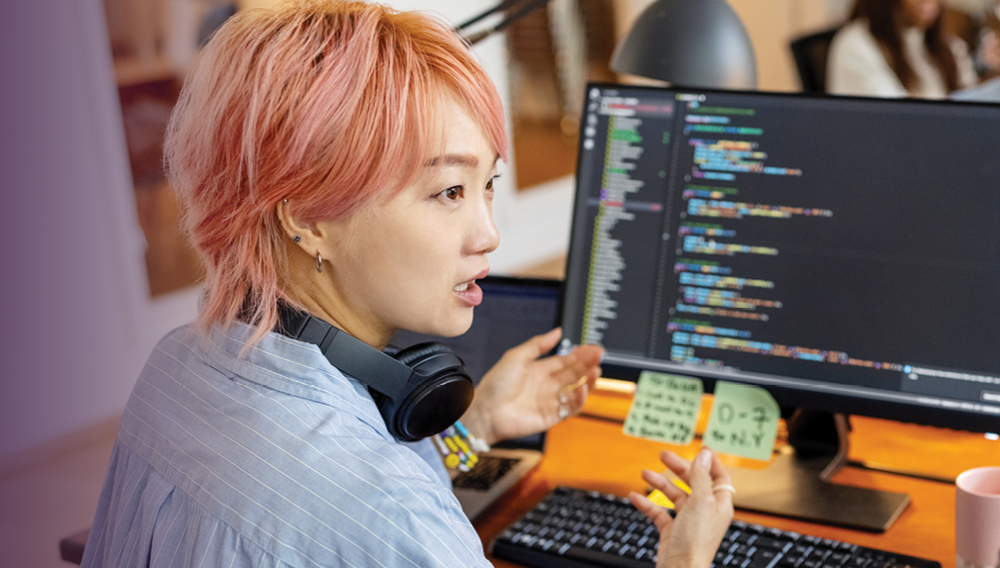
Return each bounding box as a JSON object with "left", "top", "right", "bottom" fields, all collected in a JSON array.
[{"left": 610, "top": 0, "right": 758, "bottom": 90}]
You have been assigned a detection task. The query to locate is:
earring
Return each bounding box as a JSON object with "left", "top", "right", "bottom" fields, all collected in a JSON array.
[
  {"left": 293, "top": 235, "right": 301, "bottom": 243},
  {"left": 316, "top": 252, "right": 323, "bottom": 273}
]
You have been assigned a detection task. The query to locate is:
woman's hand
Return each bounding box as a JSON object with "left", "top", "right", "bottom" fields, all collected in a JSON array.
[
  {"left": 460, "top": 327, "right": 603, "bottom": 445},
  {"left": 629, "top": 448, "right": 734, "bottom": 568}
]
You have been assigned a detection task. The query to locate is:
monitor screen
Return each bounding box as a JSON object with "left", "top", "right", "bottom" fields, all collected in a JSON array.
[{"left": 559, "top": 83, "right": 1000, "bottom": 433}]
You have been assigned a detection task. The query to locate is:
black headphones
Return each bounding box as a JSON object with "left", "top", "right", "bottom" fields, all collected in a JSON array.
[{"left": 275, "top": 304, "right": 474, "bottom": 441}]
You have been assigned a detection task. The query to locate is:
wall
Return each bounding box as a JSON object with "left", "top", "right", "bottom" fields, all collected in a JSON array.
[{"left": 0, "top": 0, "right": 199, "bottom": 465}]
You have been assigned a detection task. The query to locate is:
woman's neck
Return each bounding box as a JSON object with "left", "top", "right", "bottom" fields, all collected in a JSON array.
[{"left": 280, "top": 242, "right": 394, "bottom": 349}]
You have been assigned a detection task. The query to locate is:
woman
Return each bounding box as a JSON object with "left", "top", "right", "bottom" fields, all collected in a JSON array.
[
  {"left": 827, "top": 0, "right": 978, "bottom": 98},
  {"left": 81, "top": 2, "right": 733, "bottom": 567}
]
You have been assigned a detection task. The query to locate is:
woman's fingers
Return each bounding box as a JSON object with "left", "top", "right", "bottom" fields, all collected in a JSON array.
[
  {"left": 508, "top": 327, "right": 563, "bottom": 362},
  {"left": 709, "top": 448, "right": 733, "bottom": 485},
  {"left": 708, "top": 449, "right": 736, "bottom": 512},
  {"left": 641, "top": 469, "right": 688, "bottom": 507},
  {"left": 559, "top": 344, "right": 603, "bottom": 386},
  {"left": 649, "top": 449, "right": 736, "bottom": 513},
  {"left": 628, "top": 491, "right": 675, "bottom": 534},
  {"left": 659, "top": 450, "right": 692, "bottom": 482},
  {"left": 686, "top": 448, "right": 716, "bottom": 497}
]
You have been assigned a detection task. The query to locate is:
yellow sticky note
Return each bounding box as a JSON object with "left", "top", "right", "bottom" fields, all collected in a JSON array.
[
  {"left": 623, "top": 371, "right": 703, "bottom": 445},
  {"left": 647, "top": 489, "right": 673, "bottom": 508},
  {"left": 647, "top": 477, "right": 689, "bottom": 508},
  {"left": 703, "top": 381, "right": 780, "bottom": 462}
]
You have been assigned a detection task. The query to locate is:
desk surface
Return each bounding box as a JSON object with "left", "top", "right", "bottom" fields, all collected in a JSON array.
[{"left": 474, "top": 389, "right": 1000, "bottom": 568}]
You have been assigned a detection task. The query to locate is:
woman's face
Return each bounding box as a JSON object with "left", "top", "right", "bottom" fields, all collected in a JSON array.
[
  {"left": 900, "top": 0, "right": 941, "bottom": 29},
  {"left": 317, "top": 96, "right": 501, "bottom": 345}
]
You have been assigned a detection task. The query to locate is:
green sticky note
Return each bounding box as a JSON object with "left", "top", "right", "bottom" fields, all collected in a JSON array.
[
  {"left": 623, "top": 371, "right": 703, "bottom": 445},
  {"left": 703, "top": 381, "right": 780, "bottom": 462}
]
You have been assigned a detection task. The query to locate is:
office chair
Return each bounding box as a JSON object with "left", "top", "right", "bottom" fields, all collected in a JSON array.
[
  {"left": 59, "top": 528, "right": 88, "bottom": 564},
  {"left": 789, "top": 27, "right": 840, "bottom": 92}
]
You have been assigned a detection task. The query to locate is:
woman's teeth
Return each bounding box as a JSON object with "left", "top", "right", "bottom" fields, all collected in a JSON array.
[{"left": 454, "top": 282, "right": 469, "bottom": 292}]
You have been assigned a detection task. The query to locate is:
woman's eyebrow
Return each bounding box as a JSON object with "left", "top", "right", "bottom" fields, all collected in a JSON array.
[
  {"left": 425, "top": 154, "right": 479, "bottom": 167},
  {"left": 424, "top": 153, "right": 502, "bottom": 167}
]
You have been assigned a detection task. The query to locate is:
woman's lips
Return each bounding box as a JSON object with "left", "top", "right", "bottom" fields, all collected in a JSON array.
[{"left": 454, "top": 280, "right": 483, "bottom": 306}]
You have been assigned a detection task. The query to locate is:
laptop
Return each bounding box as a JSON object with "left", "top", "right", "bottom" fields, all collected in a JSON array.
[{"left": 391, "top": 275, "right": 563, "bottom": 520}]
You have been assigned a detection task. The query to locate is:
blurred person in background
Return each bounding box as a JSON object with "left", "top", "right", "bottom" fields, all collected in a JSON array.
[{"left": 827, "top": 0, "right": 978, "bottom": 97}]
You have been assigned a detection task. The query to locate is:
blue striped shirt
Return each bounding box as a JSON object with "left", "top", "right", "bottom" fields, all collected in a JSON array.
[{"left": 81, "top": 322, "right": 491, "bottom": 568}]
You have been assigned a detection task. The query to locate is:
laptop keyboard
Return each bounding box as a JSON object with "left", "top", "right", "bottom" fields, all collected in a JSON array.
[
  {"left": 453, "top": 455, "right": 518, "bottom": 491},
  {"left": 491, "top": 486, "right": 941, "bottom": 568}
]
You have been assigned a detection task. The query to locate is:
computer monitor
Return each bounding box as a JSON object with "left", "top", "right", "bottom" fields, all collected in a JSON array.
[{"left": 559, "top": 83, "right": 1000, "bottom": 530}]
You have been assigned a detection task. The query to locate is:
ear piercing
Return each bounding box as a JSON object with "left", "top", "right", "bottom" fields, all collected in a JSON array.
[
  {"left": 293, "top": 235, "right": 301, "bottom": 243},
  {"left": 316, "top": 252, "right": 323, "bottom": 273}
]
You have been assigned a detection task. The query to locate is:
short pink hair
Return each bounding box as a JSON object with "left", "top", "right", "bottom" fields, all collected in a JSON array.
[{"left": 165, "top": 0, "right": 508, "bottom": 345}]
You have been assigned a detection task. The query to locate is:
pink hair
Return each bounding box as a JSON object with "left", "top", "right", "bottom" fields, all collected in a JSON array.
[{"left": 165, "top": 0, "right": 508, "bottom": 346}]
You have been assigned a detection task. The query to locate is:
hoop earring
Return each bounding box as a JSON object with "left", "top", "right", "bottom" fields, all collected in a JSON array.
[{"left": 316, "top": 252, "right": 323, "bottom": 273}]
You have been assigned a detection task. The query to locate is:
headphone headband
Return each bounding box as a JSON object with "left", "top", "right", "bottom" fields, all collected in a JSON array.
[{"left": 278, "top": 307, "right": 409, "bottom": 400}]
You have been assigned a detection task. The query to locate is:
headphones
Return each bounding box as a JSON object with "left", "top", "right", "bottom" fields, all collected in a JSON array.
[{"left": 275, "top": 304, "right": 474, "bottom": 441}]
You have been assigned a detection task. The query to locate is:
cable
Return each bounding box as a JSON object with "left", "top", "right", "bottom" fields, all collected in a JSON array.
[{"left": 457, "top": 0, "right": 554, "bottom": 45}]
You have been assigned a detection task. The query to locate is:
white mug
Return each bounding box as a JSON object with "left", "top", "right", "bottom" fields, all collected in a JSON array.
[{"left": 956, "top": 467, "right": 1000, "bottom": 568}]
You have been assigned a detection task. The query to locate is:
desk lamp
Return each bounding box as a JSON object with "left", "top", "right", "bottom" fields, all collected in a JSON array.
[{"left": 610, "top": 0, "right": 758, "bottom": 89}]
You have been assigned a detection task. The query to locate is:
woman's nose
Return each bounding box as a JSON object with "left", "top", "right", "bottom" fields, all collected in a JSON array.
[{"left": 468, "top": 198, "right": 500, "bottom": 255}]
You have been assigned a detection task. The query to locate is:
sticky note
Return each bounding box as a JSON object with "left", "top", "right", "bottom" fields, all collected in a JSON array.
[
  {"left": 647, "top": 489, "right": 673, "bottom": 508},
  {"left": 623, "top": 371, "right": 703, "bottom": 445},
  {"left": 703, "top": 381, "right": 780, "bottom": 461}
]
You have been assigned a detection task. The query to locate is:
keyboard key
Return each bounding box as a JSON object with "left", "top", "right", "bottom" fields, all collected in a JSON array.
[
  {"left": 746, "top": 549, "right": 781, "bottom": 568},
  {"left": 781, "top": 556, "right": 804, "bottom": 567},
  {"left": 565, "top": 545, "right": 653, "bottom": 568},
  {"left": 755, "top": 537, "right": 792, "bottom": 552}
]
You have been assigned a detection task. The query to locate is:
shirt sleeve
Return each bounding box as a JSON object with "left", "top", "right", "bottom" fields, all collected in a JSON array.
[{"left": 402, "top": 437, "right": 452, "bottom": 487}]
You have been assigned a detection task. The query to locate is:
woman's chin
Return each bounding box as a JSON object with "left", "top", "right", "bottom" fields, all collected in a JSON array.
[{"left": 402, "top": 313, "right": 474, "bottom": 339}]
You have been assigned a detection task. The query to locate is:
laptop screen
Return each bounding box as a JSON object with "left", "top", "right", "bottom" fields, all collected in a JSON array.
[{"left": 390, "top": 275, "right": 563, "bottom": 450}]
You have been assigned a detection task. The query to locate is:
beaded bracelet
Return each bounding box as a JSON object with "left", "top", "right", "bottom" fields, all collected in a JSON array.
[{"left": 433, "top": 420, "right": 490, "bottom": 471}]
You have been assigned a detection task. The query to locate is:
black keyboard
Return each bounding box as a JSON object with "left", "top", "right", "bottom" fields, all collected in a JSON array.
[
  {"left": 491, "top": 486, "right": 940, "bottom": 568},
  {"left": 453, "top": 455, "right": 518, "bottom": 490}
]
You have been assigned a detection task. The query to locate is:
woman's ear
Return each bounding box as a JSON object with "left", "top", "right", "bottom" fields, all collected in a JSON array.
[{"left": 276, "top": 199, "right": 325, "bottom": 254}]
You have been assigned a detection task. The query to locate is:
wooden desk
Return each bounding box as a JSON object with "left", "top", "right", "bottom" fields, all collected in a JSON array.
[{"left": 475, "top": 389, "right": 1000, "bottom": 568}]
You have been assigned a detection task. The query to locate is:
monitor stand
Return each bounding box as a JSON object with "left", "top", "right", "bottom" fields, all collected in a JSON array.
[{"left": 725, "top": 409, "right": 911, "bottom": 532}]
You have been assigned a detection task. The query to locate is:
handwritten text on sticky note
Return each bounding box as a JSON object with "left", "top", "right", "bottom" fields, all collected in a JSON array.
[
  {"left": 623, "top": 372, "right": 703, "bottom": 445},
  {"left": 704, "top": 381, "right": 780, "bottom": 461}
]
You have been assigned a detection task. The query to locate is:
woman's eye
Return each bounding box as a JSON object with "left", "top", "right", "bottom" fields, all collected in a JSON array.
[
  {"left": 441, "top": 186, "right": 463, "bottom": 200},
  {"left": 487, "top": 174, "right": 501, "bottom": 191}
]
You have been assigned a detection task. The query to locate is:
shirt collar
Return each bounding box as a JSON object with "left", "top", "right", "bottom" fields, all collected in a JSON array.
[{"left": 200, "top": 321, "right": 386, "bottom": 427}]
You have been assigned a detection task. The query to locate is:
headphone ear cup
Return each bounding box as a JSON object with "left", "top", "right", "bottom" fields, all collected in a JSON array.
[
  {"left": 385, "top": 342, "right": 474, "bottom": 441},
  {"left": 392, "top": 342, "right": 454, "bottom": 367}
]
